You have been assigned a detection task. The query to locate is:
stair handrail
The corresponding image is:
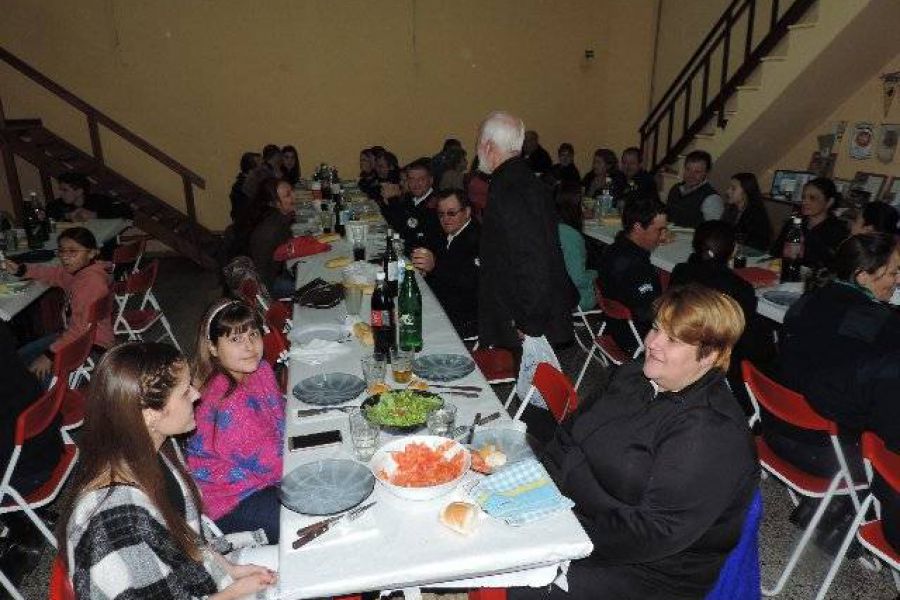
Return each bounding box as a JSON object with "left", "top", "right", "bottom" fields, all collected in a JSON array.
[
  {"left": 639, "top": 0, "right": 817, "bottom": 172},
  {"left": 0, "top": 45, "right": 204, "bottom": 219}
]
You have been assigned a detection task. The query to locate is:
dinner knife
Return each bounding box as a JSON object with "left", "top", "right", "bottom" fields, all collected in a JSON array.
[
  {"left": 296, "top": 406, "right": 355, "bottom": 418},
  {"left": 292, "top": 501, "right": 376, "bottom": 549},
  {"left": 427, "top": 384, "right": 483, "bottom": 392},
  {"left": 465, "top": 412, "right": 481, "bottom": 445}
]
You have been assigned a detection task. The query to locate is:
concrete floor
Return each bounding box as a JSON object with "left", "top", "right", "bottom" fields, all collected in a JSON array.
[{"left": 14, "top": 257, "right": 899, "bottom": 599}]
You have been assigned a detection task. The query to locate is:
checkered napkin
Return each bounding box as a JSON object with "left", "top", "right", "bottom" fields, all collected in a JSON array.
[{"left": 469, "top": 458, "right": 574, "bottom": 526}]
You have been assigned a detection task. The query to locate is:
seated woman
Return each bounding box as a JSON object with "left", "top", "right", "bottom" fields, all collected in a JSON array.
[
  {"left": 2, "top": 227, "right": 115, "bottom": 383},
  {"left": 581, "top": 148, "right": 624, "bottom": 198},
  {"left": 46, "top": 172, "right": 132, "bottom": 222},
  {"left": 281, "top": 145, "right": 301, "bottom": 186},
  {"left": 550, "top": 143, "right": 581, "bottom": 186},
  {"left": 246, "top": 178, "right": 296, "bottom": 299},
  {"left": 58, "top": 342, "right": 276, "bottom": 599},
  {"left": 358, "top": 148, "right": 380, "bottom": 199},
  {"left": 510, "top": 285, "right": 758, "bottom": 600},
  {"left": 771, "top": 177, "right": 849, "bottom": 270},
  {"left": 438, "top": 146, "right": 468, "bottom": 191},
  {"left": 721, "top": 172, "right": 772, "bottom": 251},
  {"left": 776, "top": 233, "right": 900, "bottom": 477},
  {"left": 555, "top": 183, "right": 597, "bottom": 311},
  {"left": 230, "top": 152, "right": 261, "bottom": 223},
  {"left": 670, "top": 220, "right": 759, "bottom": 414},
  {"left": 850, "top": 200, "right": 899, "bottom": 236},
  {"left": 187, "top": 300, "right": 285, "bottom": 543}
]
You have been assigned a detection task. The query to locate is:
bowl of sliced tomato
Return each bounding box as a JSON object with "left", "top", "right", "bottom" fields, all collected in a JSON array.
[{"left": 370, "top": 435, "right": 471, "bottom": 501}]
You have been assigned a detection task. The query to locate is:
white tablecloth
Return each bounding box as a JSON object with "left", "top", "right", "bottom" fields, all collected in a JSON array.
[
  {"left": 277, "top": 240, "right": 592, "bottom": 600},
  {"left": 583, "top": 221, "right": 791, "bottom": 323},
  {"left": 0, "top": 219, "right": 130, "bottom": 321}
]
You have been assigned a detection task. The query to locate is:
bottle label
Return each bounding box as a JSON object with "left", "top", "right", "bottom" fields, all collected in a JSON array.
[
  {"left": 387, "top": 262, "right": 398, "bottom": 281},
  {"left": 783, "top": 241, "right": 803, "bottom": 260},
  {"left": 339, "top": 209, "right": 350, "bottom": 225},
  {"left": 398, "top": 313, "right": 415, "bottom": 327},
  {"left": 370, "top": 310, "right": 390, "bottom": 327}
]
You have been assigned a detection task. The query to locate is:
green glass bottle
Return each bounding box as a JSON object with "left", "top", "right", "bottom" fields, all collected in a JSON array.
[{"left": 398, "top": 263, "right": 422, "bottom": 352}]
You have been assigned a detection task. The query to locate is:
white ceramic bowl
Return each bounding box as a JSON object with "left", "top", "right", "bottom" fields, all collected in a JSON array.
[{"left": 370, "top": 435, "right": 471, "bottom": 501}]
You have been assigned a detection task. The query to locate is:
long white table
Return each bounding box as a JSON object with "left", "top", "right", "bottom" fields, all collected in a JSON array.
[
  {"left": 278, "top": 240, "right": 592, "bottom": 599},
  {"left": 583, "top": 220, "right": 792, "bottom": 323},
  {"left": 0, "top": 218, "right": 130, "bottom": 321}
]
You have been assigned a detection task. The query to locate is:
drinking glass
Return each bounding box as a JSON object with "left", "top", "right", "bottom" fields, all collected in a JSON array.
[
  {"left": 390, "top": 348, "right": 413, "bottom": 384},
  {"left": 426, "top": 403, "right": 457, "bottom": 437},
  {"left": 361, "top": 354, "right": 387, "bottom": 393},
  {"left": 349, "top": 409, "right": 379, "bottom": 461}
]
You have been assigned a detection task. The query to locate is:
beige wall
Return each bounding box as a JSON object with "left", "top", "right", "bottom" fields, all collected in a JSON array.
[
  {"left": 0, "top": 0, "right": 658, "bottom": 230},
  {"left": 651, "top": 0, "right": 731, "bottom": 106},
  {"left": 764, "top": 50, "right": 900, "bottom": 190}
]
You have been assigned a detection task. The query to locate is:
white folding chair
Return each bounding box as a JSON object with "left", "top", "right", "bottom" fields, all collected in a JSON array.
[{"left": 112, "top": 260, "right": 181, "bottom": 351}]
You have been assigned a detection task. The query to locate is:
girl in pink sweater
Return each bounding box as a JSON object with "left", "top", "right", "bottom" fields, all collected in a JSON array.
[
  {"left": 186, "top": 299, "right": 285, "bottom": 542},
  {"left": 2, "top": 227, "right": 114, "bottom": 382}
]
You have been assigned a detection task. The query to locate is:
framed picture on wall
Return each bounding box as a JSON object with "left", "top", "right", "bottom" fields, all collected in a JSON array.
[
  {"left": 833, "top": 178, "right": 852, "bottom": 197},
  {"left": 851, "top": 171, "right": 888, "bottom": 200},
  {"left": 807, "top": 151, "right": 837, "bottom": 178}
]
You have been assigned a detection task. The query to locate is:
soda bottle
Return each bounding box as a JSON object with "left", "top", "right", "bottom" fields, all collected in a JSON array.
[
  {"left": 398, "top": 263, "right": 422, "bottom": 352},
  {"left": 22, "top": 193, "right": 44, "bottom": 250},
  {"left": 370, "top": 272, "right": 395, "bottom": 360},
  {"left": 780, "top": 216, "right": 804, "bottom": 283},
  {"left": 333, "top": 192, "right": 346, "bottom": 237}
]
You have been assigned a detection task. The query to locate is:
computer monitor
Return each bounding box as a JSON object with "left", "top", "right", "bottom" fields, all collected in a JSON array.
[{"left": 770, "top": 170, "right": 815, "bottom": 200}]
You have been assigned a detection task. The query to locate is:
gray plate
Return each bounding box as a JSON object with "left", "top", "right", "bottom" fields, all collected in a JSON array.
[
  {"left": 292, "top": 373, "right": 366, "bottom": 406},
  {"left": 279, "top": 459, "right": 375, "bottom": 515},
  {"left": 762, "top": 290, "right": 802, "bottom": 307},
  {"left": 412, "top": 353, "right": 476, "bottom": 382},
  {"left": 469, "top": 428, "right": 538, "bottom": 469}
]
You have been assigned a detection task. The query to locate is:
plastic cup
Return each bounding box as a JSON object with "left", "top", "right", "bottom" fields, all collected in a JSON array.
[
  {"left": 390, "top": 348, "right": 414, "bottom": 384},
  {"left": 349, "top": 409, "right": 380, "bottom": 461},
  {"left": 343, "top": 283, "right": 363, "bottom": 315},
  {"left": 426, "top": 403, "right": 457, "bottom": 437}
]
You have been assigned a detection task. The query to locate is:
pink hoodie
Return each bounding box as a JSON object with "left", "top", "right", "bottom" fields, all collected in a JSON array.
[{"left": 25, "top": 261, "right": 115, "bottom": 353}]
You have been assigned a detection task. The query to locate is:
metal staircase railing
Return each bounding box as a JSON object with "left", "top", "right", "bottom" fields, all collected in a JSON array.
[{"left": 639, "top": 0, "right": 817, "bottom": 172}]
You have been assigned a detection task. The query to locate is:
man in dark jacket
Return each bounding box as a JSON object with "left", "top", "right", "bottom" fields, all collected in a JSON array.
[
  {"left": 521, "top": 130, "right": 553, "bottom": 175},
  {"left": 620, "top": 147, "right": 659, "bottom": 199},
  {"left": 476, "top": 112, "right": 575, "bottom": 350},
  {"left": 597, "top": 194, "right": 667, "bottom": 353},
  {"left": 411, "top": 189, "right": 480, "bottom": 337},
  {"left": 382, "top": 158, "right": 441, "bottom": 253}
]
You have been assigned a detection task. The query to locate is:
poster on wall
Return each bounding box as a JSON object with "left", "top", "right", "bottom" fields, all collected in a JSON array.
[
  {"left": 849, "top": 122, "right": 875, "bottom": 160},
  {"left": 876, "top": 124, "right": 899, "bottom": 164}
]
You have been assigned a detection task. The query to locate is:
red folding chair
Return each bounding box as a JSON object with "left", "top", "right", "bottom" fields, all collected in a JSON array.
[
  {"left": 509, "top": 362, "right": 579, "bottom": 423},
  {"left": 48, "top": 554, "right": 75, "bottom": 600},
  {"left": 817, "top": 432, "right": 900, "bottom": 598},
  {"left": 742, "top": 360, "right": 868, "bottom": 596},
  {"left": 239, "top": 276, "right": 270, "bottom": 312},
  {"left": 574, "top": 281, "right": 645, "bottom": 390},
  {"left": 264, "top": 300, "right": 293, "bottom": 336},
  {"left": 111, "top": 237, "right": 146, "bottom": 277},
  {"left": 0, "top": 384, "right": 78, "bottom": 600},
  {"left": 263, "top": 324, "right": 290, "bottom": 393},
  {"left": 113, "top": 260, "right": 181, "bottom": 350},
  {"left": 48, "top": 325, "right": 96, "bottom": 441}
]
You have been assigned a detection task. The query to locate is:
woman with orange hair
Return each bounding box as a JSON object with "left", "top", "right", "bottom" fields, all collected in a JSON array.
[{"left": 512, "top": 284, "right": 759, "bottom": 600}]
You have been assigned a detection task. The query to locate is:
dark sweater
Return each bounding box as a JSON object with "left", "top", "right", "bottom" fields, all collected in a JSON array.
[
  {"left": 722, "top": 200, "right": 772, "bottom": 251},
  {"left": 248, "top": 209, "right": 294, "bottom": 295},
  {"left": 542, "top": 361, "right": 759, "bottom": 599},
  {"left": 771, "top": 215, "right": 849, "bottom": 270}
]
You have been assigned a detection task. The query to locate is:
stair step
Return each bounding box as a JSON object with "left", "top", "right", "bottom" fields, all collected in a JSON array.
[
  {"left": 788, "top": 22, "right": 816, "bottom": 30},
  {"left": 760, "top": 55, "right": 787, "bottom": 63},
  {"left": 736, "top": 84, "right": 760, "bottom": 91}
]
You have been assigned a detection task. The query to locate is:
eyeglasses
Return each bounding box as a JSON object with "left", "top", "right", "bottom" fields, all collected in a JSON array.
[
  {"left": 437, "top": 209, "right": 463, "bottom": 218},
  {"left": 57, "top": 248, "right": 87, "bottom": 257}
]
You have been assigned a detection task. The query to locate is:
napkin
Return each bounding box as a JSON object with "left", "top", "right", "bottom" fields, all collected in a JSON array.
[
  {"left": 273, "top": 236, "right": 331, "bottom": 261},
  {"left": 734, "top": 267, "right": 778, "bottom": 289},
  {"left": 470, "top": 458, "right": 574, "bottom": 526},
  {"left": 289, "top": 339, "right": 351, "bottom": 365}
]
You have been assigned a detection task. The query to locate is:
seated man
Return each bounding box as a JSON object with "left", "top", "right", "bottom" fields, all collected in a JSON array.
[
  {"left": 381, "top": 157, "right": 441, "bottom": 252},
  {"left": 521, "top": 130, "right": 553, "bottom": 175},
  {"left": 619, "top": 146, "right": 658, "bottom": 200},
  {"left": 666, "top": 150, "right": 723, "bottom": 227},
  {"left": 410, "top": 189, "right": 480, "bottom": 337},
  {"left": 597, "top": 194, "right": 667, "bottom": 354},
  {"left": 47, "top": 172, "right": 132, "bottom": 222},
  {"left": 550, "top": 143, "right": 581, "bottom": 185}
]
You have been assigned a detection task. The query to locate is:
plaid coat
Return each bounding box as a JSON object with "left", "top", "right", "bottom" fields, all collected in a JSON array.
[{"left": 66, "top": 455, "right": 232, "bottom": 599}]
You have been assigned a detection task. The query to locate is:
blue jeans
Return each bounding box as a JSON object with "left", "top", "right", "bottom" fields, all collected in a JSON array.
[
  {"left": 17, "top": 333, "right": 57, "bottom": 389},
  {"left": 215, "top": 486, "right": 280, "bottom": 544}
]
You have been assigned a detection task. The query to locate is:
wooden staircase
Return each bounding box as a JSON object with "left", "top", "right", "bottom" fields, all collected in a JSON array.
[{"left": 0, "top": 47, "right": 220, "bottom": 270}]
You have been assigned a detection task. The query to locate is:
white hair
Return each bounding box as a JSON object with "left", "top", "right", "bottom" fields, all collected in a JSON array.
[{"left": 478, "top": 111, "right": 525, "bottom": 156}]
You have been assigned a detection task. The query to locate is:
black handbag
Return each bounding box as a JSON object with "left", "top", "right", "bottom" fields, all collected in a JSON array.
[{"left": 292, "top": 278, "right": 343, "bottom": 308}]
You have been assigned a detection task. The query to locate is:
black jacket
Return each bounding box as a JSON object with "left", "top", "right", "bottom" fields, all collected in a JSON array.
[
  {"left": 597, "top": 233, "right": 661, "bottom": 351},
  {"left": 781, "top": 281, "right": 900, "bottom": 440},
  {"left": 383, "top": 191, "right": 441, "bottom": 253},
  {"left": 248, "top": 208, "right": 294, "bottom": 295},
  {"left": 771, "top": 214, "right": 849, "bottom": 270},
  {"left": 46, "top": 193, "right": 133, "bottom": 222},
  {"left": 426, "top": 220, "right": 480, "bottom": 335},
  {"left": 670, "top": 257, "right": 757, "bottom": 322},
  {"left": 478, "top": 156, "right": 575, "bottom": 348},
  {"left": 550, "top": 163, "right": 581, "bottom": 186},
  {"left": 542, "top": 361, "right": 759, "bottom": 598},
  {"left": 722, "top": 200, "right": 772, "bottom": 251},
  {"left": 667, "top": 181, "right": 718, "bottom": 228},
  {"left": 524, "top": 145, "right": 553, "bottom": 174},
  {"left": 623, "top": 169, "right": 659, "bottom": 200}
]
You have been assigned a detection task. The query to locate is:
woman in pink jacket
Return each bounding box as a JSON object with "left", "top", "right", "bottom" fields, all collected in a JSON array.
[{"left": 2, "top": 227, "right": 115, "bottom": 382}]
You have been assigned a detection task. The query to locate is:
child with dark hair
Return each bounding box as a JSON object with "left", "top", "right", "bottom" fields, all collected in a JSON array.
[
  {"left": 186, "top": 300, "right": 285, "bottom": 542},
  {"left": 47, "top": 172, "right": 133, "bottom": 222},
  {"left": 1, "top": 227, "right": 114, "bottom": 382}
]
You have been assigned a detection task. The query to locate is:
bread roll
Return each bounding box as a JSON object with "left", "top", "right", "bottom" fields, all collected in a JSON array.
[
  {"left": 353, "top": 322, "right": 374, "bottom": 346},
  {"left": 316, "top": 233, "right": 341, "bottom": 243},
  {"left": 440, "top": 502, "right": 478, "bottom": 535},
  {"left": 407, "top": 379, "right": 429, "bottom": 391},
  {"left": 326, "top": 256, "right": 351, "bottom": 268}
]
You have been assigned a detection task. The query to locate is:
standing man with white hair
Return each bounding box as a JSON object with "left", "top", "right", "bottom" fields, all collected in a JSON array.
[{"left": 476, "top": 112, "right": 576, "bottom": 419}]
